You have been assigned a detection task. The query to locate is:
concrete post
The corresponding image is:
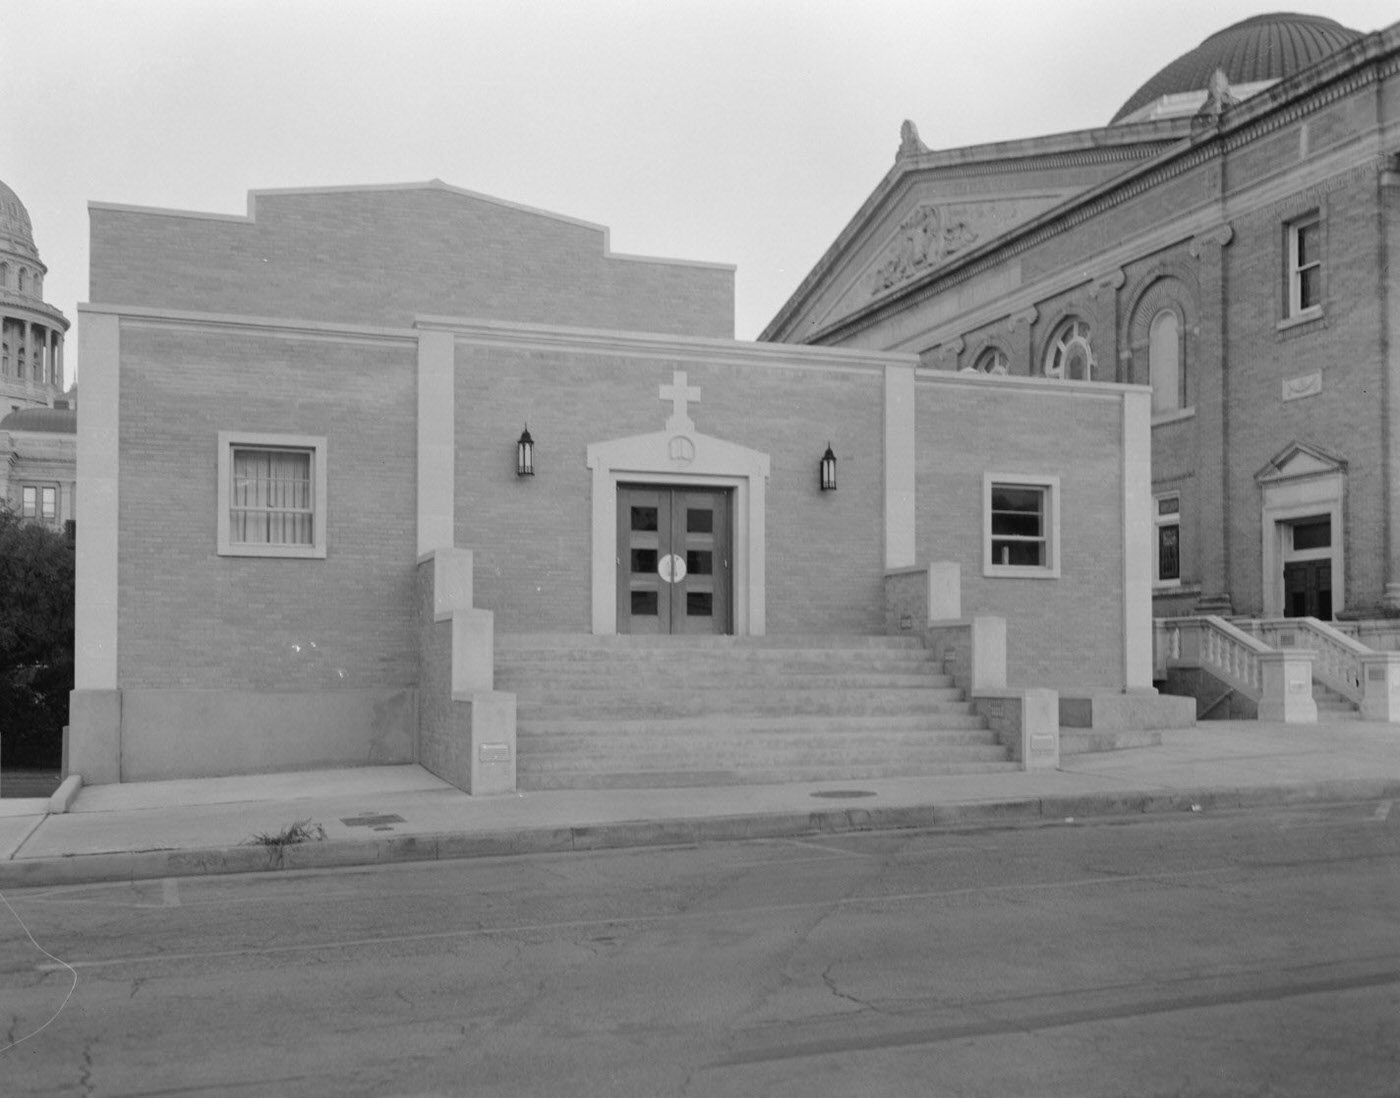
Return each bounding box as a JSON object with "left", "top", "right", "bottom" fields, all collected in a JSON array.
[
  {"left": 1256, "top": 650, "right": 1317, "bottom": 723},
  {"left": 1359, "top": 652, "right": 1400, "bottom": 722},
  {"left": 926, "top": 561, "right": 960, "bottom": 622}
]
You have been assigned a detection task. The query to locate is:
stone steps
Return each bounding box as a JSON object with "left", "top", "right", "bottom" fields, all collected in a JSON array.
[
  {"left": 520, "top": 723, "right": 1002, "bottom": 756},
  {"left": 517, "top": 688, "right": 974, "bottom": 720},
  {"left": 519, "top": 760, "right": 1023, "bottom": 791},
  {"left": 499, "top": 670, "right": 953, "bottom": 690},
  {"left": 506, "top": 634, "right": 1011, "bottom": 790},
  {"left": 1313, "top": 682, "right": 1360, "bottom": 720}
]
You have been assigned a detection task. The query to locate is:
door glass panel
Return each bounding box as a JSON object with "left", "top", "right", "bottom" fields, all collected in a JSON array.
[
  {"left": 686, "top": 592, "right": 712, "bottom": 616},
  {"left": 631, "top": 506, "right": 658, "bottom": 532},
  {"left": 1292, "top": 519, "right": 1330, "bottom": 551},
  {"left": 631, "top": 591, "right": 658, "bottom": 615},
  {"left": 686, "top": 509, "right": 713, "bottom": 533},
  {"left": 686, "top": 549, "right": 712, "bottom": 575},
  {"left": 630, "top": 548, "right": 658, "bottom": 574}
]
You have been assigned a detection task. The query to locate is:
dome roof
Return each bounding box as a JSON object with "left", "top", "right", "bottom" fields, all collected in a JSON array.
[
  {"left": 1111, "top": 14, "right": 1363, "bottom": 124},
  {"left": 0, "top": 180, "right": 37, "bottom": 259}
]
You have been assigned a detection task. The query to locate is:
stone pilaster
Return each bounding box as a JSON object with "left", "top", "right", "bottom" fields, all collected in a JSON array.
[
  {"left": 1377, "top": 161, "right": 1400, "bottom": 610},
  {"left": 1188, "top": 224, "right": 1234, "bottom": 615}
]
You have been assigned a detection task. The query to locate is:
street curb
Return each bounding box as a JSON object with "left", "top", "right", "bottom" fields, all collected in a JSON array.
[{"left": 2, "top": 777, "right": 1398, "bottom": 889}]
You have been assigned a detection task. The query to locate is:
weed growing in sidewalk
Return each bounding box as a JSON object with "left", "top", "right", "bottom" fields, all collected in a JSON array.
[{"left": 245, "top": 819, "right": 327, "bottom": 848}]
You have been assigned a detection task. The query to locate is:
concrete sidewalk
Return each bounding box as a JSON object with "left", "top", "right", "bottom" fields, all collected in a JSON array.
[{"left": 2, "top": 718, "right": 1398, "bottom": 888}]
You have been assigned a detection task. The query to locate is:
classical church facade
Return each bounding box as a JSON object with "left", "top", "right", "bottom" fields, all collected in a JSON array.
[
  {"left": 69, "top": 181, "right": 1167, "bottom": 787},
  {"left": 765, "top": 14, "right": 1400, "bottom": 626}
]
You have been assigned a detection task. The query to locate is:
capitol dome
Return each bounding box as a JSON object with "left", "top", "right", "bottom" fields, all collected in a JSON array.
[
  {"left": 0, "top": 177, "right": 69, "bottom": 409},
  {"left": 1111, "top": 13, "right": 1363, "bottom": 124},
  {"left": 0, "top": 180, "right": 38, "bottom": 263}
]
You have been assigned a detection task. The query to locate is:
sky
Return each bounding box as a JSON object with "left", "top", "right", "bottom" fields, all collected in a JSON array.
[{"left": 5, "top": 0, "right": 1398, "bottom": 382}]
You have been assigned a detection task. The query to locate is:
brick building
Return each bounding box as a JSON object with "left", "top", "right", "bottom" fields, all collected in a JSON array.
[
  {"left": 69, "top": 180, "right": 1174, "bottom": 788},
  {"left": 764, "top": 14, "right": 1400, "bottom": 625}
]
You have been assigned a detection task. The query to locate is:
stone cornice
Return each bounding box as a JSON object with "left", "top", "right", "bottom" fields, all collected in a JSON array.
[
  {"left": 81, "top": 302, "right": 416, "bottom": 347},
  {"left": 913, "top": 366, "right": 1141, "bottom": 400},
  {"left": 418, "top": 315, "right": 912, "bottom": 376},
  {"left": 0, "top": 292, "right": 68, "bottom": 328}
]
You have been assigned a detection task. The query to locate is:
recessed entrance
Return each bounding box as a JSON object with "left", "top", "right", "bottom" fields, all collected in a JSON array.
[
  {"left": 1284, "top": 559, "right": 1332, "bottom": 619},
  {"left": 1282, "top": 516, "right": 1333, "bottom": 619},
  {"left": 618, "top": 485, "right": 732, "bottom": 634}
]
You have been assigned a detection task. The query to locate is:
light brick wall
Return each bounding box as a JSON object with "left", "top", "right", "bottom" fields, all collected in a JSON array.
[
  {"left": 453, "top": 342, "right": 887, "bottom": 635},
  {"left": 117, "top": 324, "right": 419, "bottom": 689},
  {"left": 805, "top": 57, "right": 1400, "bottom": 617},
  {"left": 91, "top": 186, "right": 733, "bottom": 338},
  {"left": 1221, "top": 165, "right": 1387, "bottom": 613},
  {"left": 916, "top": 381, "right": 1125, "bottom": 687}
]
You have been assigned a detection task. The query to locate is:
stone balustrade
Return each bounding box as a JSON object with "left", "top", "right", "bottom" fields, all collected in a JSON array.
[{"left": 1159, "top": 615, "right": 1317, "bottom": 723}]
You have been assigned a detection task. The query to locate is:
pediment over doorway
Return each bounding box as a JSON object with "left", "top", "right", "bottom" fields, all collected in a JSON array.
[{"left": 1255, "top": 440, "right": 1347, "bottom": 484}]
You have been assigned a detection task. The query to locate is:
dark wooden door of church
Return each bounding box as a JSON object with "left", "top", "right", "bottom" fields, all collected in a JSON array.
[
  {"left": 1284, "top": 559, "right": 1332, "bottom": 619},
  {"left": 617, "top": 486, "right": 732, "bottom": 635}
]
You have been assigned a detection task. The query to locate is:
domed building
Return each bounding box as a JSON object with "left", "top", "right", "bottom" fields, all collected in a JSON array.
[
  {"left": 0, "top": 181, "right": 74, "bottom": 527},
  {"left": 766, "top": 14, "right": 1400, "bottom": 710},
  {"left": 1111, "top": 14, "right": 1363, "bottom": 124},
  {"left": 0, "top": 180, "right": 68, "bottom": 414}
]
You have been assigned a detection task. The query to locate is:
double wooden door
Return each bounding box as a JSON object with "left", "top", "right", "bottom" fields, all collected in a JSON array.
[
  {"left": 1284, "top": 559, "right": 1332, "bottom": 619},
  {"left": 617, "top": 486, "right": 732, "bottom": 634}
]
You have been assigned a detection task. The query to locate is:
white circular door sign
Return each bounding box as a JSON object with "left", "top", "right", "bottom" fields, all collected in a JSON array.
[{"left": 658, "top": 553, "right": 687, "bottom": 583}]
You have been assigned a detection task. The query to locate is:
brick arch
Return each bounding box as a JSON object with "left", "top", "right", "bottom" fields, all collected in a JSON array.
[
  {"left": 963, "top": 335, "right": 1013, "bottom": 375},
  {"left": 1122, "top": 272, "right": 1198, "bottom": 394}
]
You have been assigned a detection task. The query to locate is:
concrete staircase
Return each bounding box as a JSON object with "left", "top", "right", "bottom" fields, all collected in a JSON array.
[
  {"left": 495, "top": 634, "right": 1018, "bottom": 790},
  {"left": 1313, "top": 681, "right": 1360, "bottom": 721}
]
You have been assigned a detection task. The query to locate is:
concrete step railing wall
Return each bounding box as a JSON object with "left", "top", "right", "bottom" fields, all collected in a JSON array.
[
  {"left": 1156, "top": 615, "right": 1317, "bottom": 723},
  {"left": 1248, "top": 617, "right": 1400, "bottom": 722}
]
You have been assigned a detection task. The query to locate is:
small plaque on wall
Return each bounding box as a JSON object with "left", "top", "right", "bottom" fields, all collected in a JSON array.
[
  {"left": 1282, "top": 372, "right": 1322, "bottom": 402},
  {"left": 479, "top": 743, "right": 511, "bottom": 763}
]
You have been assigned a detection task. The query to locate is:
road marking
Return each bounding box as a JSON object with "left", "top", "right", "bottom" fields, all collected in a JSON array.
[
  {"left": 34, "top": 863, "right": 1248, "bottom": 973},
  {"left": 1375, "top": 800, "right": 1392, "bottom": 822},
  {"left": 715, "top": 967, "right": 1400, "bottom": 1066},
  {"left": 778, "top": 839, "right": 873, "bottom": 858},
  {"left": 162, "top": 878, "right": 180, "bottom": 908}
]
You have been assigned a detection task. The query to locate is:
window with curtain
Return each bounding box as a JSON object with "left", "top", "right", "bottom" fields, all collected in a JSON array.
[{"left": 229, "top": 447, "right": 314, "bottom": 546}]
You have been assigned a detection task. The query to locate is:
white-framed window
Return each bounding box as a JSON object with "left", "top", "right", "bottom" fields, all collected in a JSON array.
[
  {"left": 984, "top": 473, "right": 1061, "bottom": 578},
  {"left": 1043, "top": 318, "right": 1094, "bottom": 380},
  {"left": 20, "top": 485, "right": 36, "bottom": 518},
  {"left": 971, "top": 346, "right": 1009, "bottom": 375},
  {"left": 1154, "top": 493, "right": 1181, "bottom": 586},
  {"left": 40, "top": 486, "right": 56, "bottom": 521},
  {"left": 217, "top": 431, "right": 327, "bottom": 558},
  {"left": 1286, "top": 214, "right": 1322, "bottom": 318},
  {"left": 1148, "top": 309, "right": 1183, "bottom": 414}
]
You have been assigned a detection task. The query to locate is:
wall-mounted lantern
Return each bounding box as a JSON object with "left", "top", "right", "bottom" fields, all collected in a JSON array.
[
  {"left": 819, "top": 443, "right": 837, "bottom": 491},
  {"left": 517, "top": 425, "right": 534, "bottom": 477}
]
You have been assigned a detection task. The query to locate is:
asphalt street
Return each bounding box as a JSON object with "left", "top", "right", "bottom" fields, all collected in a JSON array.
[{"left": 2, "top": 801, "right": 1398, "bottom": 1097}]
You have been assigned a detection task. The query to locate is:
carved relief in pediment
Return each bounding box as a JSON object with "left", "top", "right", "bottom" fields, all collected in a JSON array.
[
  {"left": 865, "top": 200, "right": 1036, "bottom": 297},
  {"left": 867, "top": 205, "right": 979, "bottom": 295}
]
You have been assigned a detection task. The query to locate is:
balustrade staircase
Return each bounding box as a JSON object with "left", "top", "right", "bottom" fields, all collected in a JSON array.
[
  {"left": 495, "top": 634, "right": 1018, "bottom": 789},
  {"left": 1158, "top": 615, "right": 1378, "bottom": 720}
]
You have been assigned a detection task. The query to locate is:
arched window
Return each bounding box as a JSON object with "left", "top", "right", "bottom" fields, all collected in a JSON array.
[
  {"left": 972, "top": 346, "right": 1009, "bottom": 375},
  {"left": 1149, "top": 309, "right": 1182, "bottom": 413},
  {"left": 16, "top": 268, "right": 26, "bottom": 293},
  {"left": 0, "top": 263, "right": 8, "bottom": 289},
  {"left": 1044, "top": 318, "right": 1094, "bottom": 380}
]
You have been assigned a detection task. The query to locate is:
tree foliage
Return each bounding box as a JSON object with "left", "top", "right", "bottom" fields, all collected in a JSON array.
[{"left": 0, "top": 507, "right": 74, "bottom": 768}]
